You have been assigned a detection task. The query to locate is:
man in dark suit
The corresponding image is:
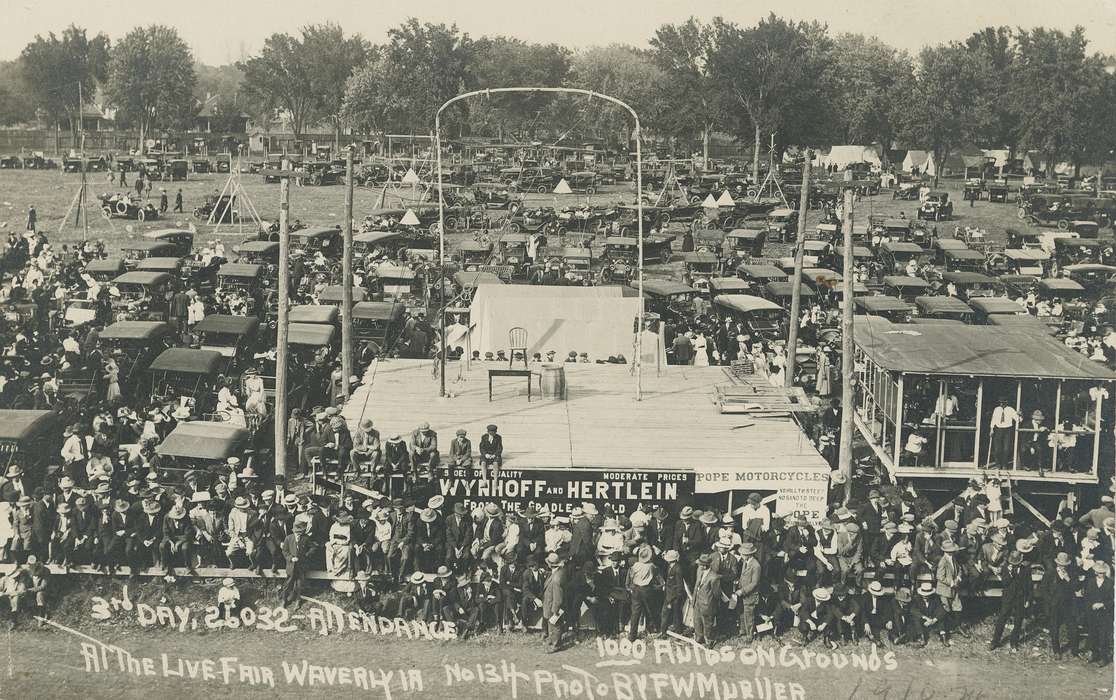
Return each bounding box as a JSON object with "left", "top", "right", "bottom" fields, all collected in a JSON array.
[
  {"left": 518, "top": 505, "right": 546, "bottom": 561},
  {"left": 281, "top": 520, "right": 314, "bottom": 608},
  {"left": 673, "top": 507, "right": 704, "bottom": 571},
  {"left": 413, "top": 507, "right": 444, "bottom": 573},
  {"left": 160, "top": 502, "right": 198, "bottom": 575},
  {"left": 1, "top": 463, "right": 30, "bottom": 503},
  {"left": 1083, "top": 561, "right": 1114, "bottom": 665},
  {"left": 323, "top": 416, "right": 354, "bottom": 474},
  {"left": 29, "top": 488, "right": 53, "bottom": 562},
  {"left": 71, "top": 495, "right": 99, "bottom": 565},
  {"left": 444, "top": 502, "right": 473, "bottom": 572},
  {"left": 519, "top": 555, "right": 546, "bottom": 629},
  {"left": 1044, "top": 552, "right": 1080, "bottom": 659},
  {"left": 989, "top": 551, "right": 1032, "bottom": 650},
  {"left": 101, "top": 499, "right": 132, "bottom": 574},
  {"left": 479, "top": 425, "right": 503, "bottom": 478},
  {"left": 128, "top": 499, "right": 163, "bottom": 583},
  {"left": 861, "top": 581, "right": 894, "bottom": 644},
  {"left": 692, "top": 553, "right": 719, "bottom": 646},
  {"left": 735, "top": 542, "right": 762, "bottom": 641},
  {"left": 660, "top": 549, "right": 686, "bottom": 636},
  {"left": 542, "top": 553, "right": 568, "bottom": 652}
]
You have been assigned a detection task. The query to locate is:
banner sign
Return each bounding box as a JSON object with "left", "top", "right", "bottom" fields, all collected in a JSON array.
[
  {"left": 435, "top": 467, "right": 694, "bottom": 516},
  {"left": 694, "top": 466, "right": 831, "bottom": 523}
]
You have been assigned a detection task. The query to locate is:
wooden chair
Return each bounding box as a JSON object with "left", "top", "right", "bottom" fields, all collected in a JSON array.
[{"left": 508, "top": 327, "right": 528, "bottom": 368}]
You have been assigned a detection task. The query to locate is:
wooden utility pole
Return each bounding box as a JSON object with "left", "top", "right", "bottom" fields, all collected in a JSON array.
[
  {"left": 784, "top": 154, "right": 811, "bottom": 387},
  {"left": 274, "top": 159, "right": 292, "bottom": 483},
  {"left": 838, "top": 187, "right": 856, "bottom": 503},
  {"left": 341, "top": 147, "right": 354, "bottom": 400}
]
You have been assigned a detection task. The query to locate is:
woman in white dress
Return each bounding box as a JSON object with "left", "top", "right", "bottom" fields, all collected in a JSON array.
[
  {"left": 243, "top": 368, "right": 267, "bottom": 418},
  {"left": 326, "top": 512, "right": 352, "bottom": 578},
  {"left": 692, "top": 331, "right": 710, "bottom": 367}
]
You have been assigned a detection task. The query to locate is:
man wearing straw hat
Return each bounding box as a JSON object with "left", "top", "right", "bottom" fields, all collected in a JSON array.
[
  {"left": 541, "top": 552, "right": 568, "bottom": 652},
  {"left": 735, "top": 541, "right": 762, "bottom": 642},
  {"left": 160, "top": 501, "right": 198, "bottom": 576}
]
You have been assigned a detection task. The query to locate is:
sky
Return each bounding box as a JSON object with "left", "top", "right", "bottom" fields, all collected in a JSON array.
[{"left": 5, "top": 0, "right": 1116, "bottom": 64}]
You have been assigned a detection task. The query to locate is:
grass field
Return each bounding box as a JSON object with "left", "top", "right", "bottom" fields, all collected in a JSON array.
[
  {"left": 0, "top": 168, "right": 1040, "bottom": 257},
  {"left": 0, "top": 577, "right": 1109, "bottom": 700}
]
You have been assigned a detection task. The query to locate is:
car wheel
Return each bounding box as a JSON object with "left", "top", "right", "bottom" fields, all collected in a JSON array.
[
  {"left": 661, "top": 213, "right": 672, "bottom": 226},
  {"left": 690, "top": 195, "right": 701, "bottom": 204},
  {"left": 585, "top": 186, "right": 595, "bottom": 195},
  {"left": 102, "top": 206, "right": 113, "bottom": 218},
  {"left": 445, "top": 218, "right": 458, "bottom": 231},
  {"left": 116, "top": 201, "right": 130, "bottom": 215},
  {"left": 536, "top": 185, "right": 547, "bottom": 194},
  {"left": 137, "top": 209, "right": 146, "bottom": 222},
  {"left": 509, "top": 222, "right": 522, "bottom": 233},
  {"left": 1057, "top": 219, "right": 1069, "bottom": 230}
]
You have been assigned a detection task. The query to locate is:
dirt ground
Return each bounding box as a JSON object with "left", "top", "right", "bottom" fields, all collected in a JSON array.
[
  {"left": 0, "top": 577, "right": 1110, "bottom": 700},
  {"left": 0, "top": 168, "right": 1036, "bottom": 256}
]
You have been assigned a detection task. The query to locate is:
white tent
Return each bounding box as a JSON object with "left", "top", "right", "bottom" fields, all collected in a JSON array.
[
  {"left": 821, "top": 145, "right": 881, "bottom": 170},
  {"left": 901, "top": 150, "right": 930, "bottom": 173}
]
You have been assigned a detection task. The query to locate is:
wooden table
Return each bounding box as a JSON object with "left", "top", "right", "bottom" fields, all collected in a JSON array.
[{"left": 488, "top": 368, "right": 536, "bottom": 401}]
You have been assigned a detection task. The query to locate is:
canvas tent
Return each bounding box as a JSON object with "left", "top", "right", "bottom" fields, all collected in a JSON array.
[
  {"left": 467, "top": 285, "right": 642, "bottom": 360},
  {"left": 901, "top": 150, "right": 930, "bottom": 174},
  {"left": 821, "top": 145, "right": 881, "bottom": 170}
]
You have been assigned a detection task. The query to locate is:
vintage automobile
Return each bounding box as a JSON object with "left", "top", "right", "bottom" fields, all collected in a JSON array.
[
  {"left": 0, "top": 410, "right": 60, "bottom": 478},
  {"left": 914, "top": 295, "right": 974, "bottom": 323},
  {"left": 194, "top": 194, "right": 238, "bottom": 224},
  {"left": 457, "top": 240, "right": 492, "bottom": 272},
  {"left": 827, "top": 245, "right": 873, "bottom": 272},
  {"left": 736, "top": 264, "right": 788, "bottom": 291},
  {"left": 725, "top": 227, "right": 766, "bottom": 257},
  {"left": 217, "top": 263, "right": 265, "bottom": 300},
  {"left": 454, "top": 270, "right": 504, "bottom": 300},
  {"left": 681, "top": 252, "right": 720, "bottom": 290},
  {"left": 564, "top": 171, "right": 599, "bottom": 194},
  {"left": 109, "top": 271, "right": 173, "bottom": 320},
  {"left": 638, "top": 280, "right": 698, "bottom": 322},
  {"left": 1069, "top": 220, "right": 1100, "bottom": 238},
  {"left": 289, "top": 304, "right": 340, "bottom": 328},
  {"left": 940, "top": 271, "right": 998, "bottom": 300},
  {"left": 84, "top": 257, "right": 125, "bottom": 283},
  {"left": 192, "top": 158, "right": 211, "bottom": 174},
  {"left": 301, "top": 161, "right": 345, "bottom": 186},
  {"left": 1064, "top": 263, "right": 1116, "bottom": 291},
  {"left": 353, "top": 231, "right": 407, "bottom": 262},
  {"left": 1051, "top": 237, "right": 1103, "bottom": 273},
  {"left": 166, "top": 159, "right": 189, "bottom": 181},
  {"left": 917, "top": 191, "right": 953, "bottom": 221},
  {"left": 510, "top": 170, "right": 560, "bottom": 193},
  {"left": 1037, "top": 277, "right": 1090, "bottom": 321},
  {"left": 962, "top": 181, "right": 984, "bottom": 202},
  {"left": 942, "top": 247, "right": 988, "bottom": 273},
  {"left": 800, "top": 267, "right": 843, "bottom": 295},
  {"left": 998, "top": 274, "right": 1040, "bottom": 298},
  {"left": 135, "top": 256, "right": 186, "bottom": 279},
  {"left": 290, "top": 226, "right": 343, "bottom": 258},
  {"left": 987, "top": 182, "right": 1010, "bottom": 203},
  {"left": 194, "top": 314, "right": 260, "bottom": 362},
  {"left": 317, "top": 286, "right": 368, "bottom": 307},
  {"left": 236, "top": 240, "right": 280, "bottom": 269},
  {"left": 99, "top": 320, "right": 176, "bottom": 382},
  {"left": 155, "top": 421, "right": 254, "bottom": 476},
  {"left": 707, "top": 276, "right": 750, "bottom": 298},
  {"left": 352, "top": 301, "right": 406, "bottom": 352},
  {"left": 762, "top": 281, "right": 816, "bottom": 309},
  {"left": 120, "top": 240, "right": 179, "bottom": 270},
  {"left": 494, "top": 232, "right": 530, "bottom": 274},
  {"left": 144, "top": 229, "right": 194, "bottom": 257},
  {"left": 929, "top": 238, "right": 971, "bottom": 267},
  {"left": 600, "top": 237, "right": 638, "bottom": 284},
  {"left": 966, "top": 297, "right": 1030, "bottom": 324},
  {"left": 712, "top": 294, "right": 786, "bottom": 340},
  {"left": 986, "top": 248, "right": 1049, "bottom": 278},
  {"left": 878, "top": 241, "right": 926, "bottom": 274},
  {"left": 215, "top": 155, "right": 232, "bottom": 174},
  {"left": 881, "top": 275, "right": 931, "bottom": 301},
  {"left": 147, "top": 347, "right": 225, "bottom": 405},
  {"left": 871, "top": 218, "right": 913, "bottom": 245},
  {"left": 560, "top": 247, "right": 594, "bottom": 285},
  {"left": 99, "top": 193, "right": 158, "bottom": 222},
  {"left": 853, "top": 295, "right": 914, "bottom": 322},
  {"left": 765, "top": 207, "right": 797, "bottom": 242},
  {"left": 892, "top": 182, "right": 922, "bottom": 201},
  {"left": 373, "top": 264, "right": 421, "bottom": 300}
]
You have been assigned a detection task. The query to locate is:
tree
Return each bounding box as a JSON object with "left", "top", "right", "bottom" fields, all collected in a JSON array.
[
  {"left": 892, "top": 42, "right": 995, "bottom": 186},
  {"left": 240, "top": 33, "right": 319, "bottom": 144},
  {"left": 649, "top": 18, "right": 720, "bottom": 168},
  {"left": 1009, "top": 27, "right": 1112, "bottom": 177},
  {"left": 567, "top": 45, "right": 666, "bottom": 147},
  {"left": 342, "top": 20, "right": 473, "bottom": 136},
  {"left": 965, "top": 27, "right": 1019, "bottom": 155},
  {"left": 0, "top": 61, "right": 35, "bottom": 126},
  {"left": 707, "top": 15, "right": 834, "bottom": 182},
  {"left": 19, "top": 25, "right": 109, "bottom": 139},
  {"left": 470, "top": 37, "right": 570, "bottom": 140},
  {"left": 827, "top": 34, "right": 912, "bottom": 159},
  {"left": 104, "top": 25, "right": 196, "bottom": 152},
  {"left": 300, "top": 23, "right": 371, "bottom": 147}
]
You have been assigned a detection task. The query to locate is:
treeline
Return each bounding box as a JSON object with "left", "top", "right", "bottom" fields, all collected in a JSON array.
[{"left": 2, "top": 17, "right": 1114, "bottom": 175}]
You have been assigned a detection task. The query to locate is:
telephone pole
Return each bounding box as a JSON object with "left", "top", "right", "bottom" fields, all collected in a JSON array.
[
  {"left": 838, "top": 187, "right": 856, "bottom": 503},
  {"left": 341, "top": 147, "right": 355, "bottom": 400},
  {"left": 784, "top": 153, "right": 811, "bottom": 387},
  {"left": 274, "top": 159, "right": 292, "bottom": 483}
]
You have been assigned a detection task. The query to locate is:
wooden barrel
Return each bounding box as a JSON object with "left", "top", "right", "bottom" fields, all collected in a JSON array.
[{"left": 540, "top": 363, "right": 566, "bottom": 399}]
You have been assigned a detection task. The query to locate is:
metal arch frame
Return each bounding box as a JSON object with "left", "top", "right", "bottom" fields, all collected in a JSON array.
[{"left": 435, "top": 87, "right": 647, "bottom": 401}]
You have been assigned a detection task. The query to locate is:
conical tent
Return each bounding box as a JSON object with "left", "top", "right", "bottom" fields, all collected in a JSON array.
[
  {"left": 716, "top": 190, "right": 735, "bottom": 207},
  {"left": 553, "top": 178, "right": 572, "bottom": 194},
  {"left": 400, "top": 209, "right": 420, "bottom": 226},
  {"left": 702, "top": 193, "right": 718, "bottom": 208},
  {"left": 401, "top": 168, "right": 421, "bottom": 185}
]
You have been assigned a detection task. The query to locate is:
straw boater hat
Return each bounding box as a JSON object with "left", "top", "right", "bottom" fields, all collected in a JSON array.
[
  {"left": 167, "top": 504, "right": 187, "bottom": 519},
  {"left": 114, "top": 498, "right": 130, "bottom": 513},
  {"left": 699, "top": 511, "right": 718, "bottom": 526},
  {"left": 1015, "top": 539, "right": 1034, "bottom": 553},
  {"left": 740, "top": 541, "right": 758, "bottom": 556},
  {"left": 812, "top": 587, "right": 831, "bottom": 602},
  {"left": 917, "top": 582, "right": 935, "bottom": 596},
  {"left": 233, "top": 496, "right": 250, "bottom": 511},
  {"left": 583, "top": 503, "right": 598, "bottom": 517},
  {"left": 663, "top": 549, "right": 680, "bottom": 563},
  {"left": 428, "top": 495, "right": 444, "bottom": 510},
  {"left": 56, "top": 502, "right": 72, "bottom": 514},
  {"left": 484, "top": 503, "right": 501, "bottom": 517},
  {"left": 637, "top": 545, "right": 653, "bottom": 563},
  {"left": 679, "top": 506, "right": 694, "bottom": 520},
  {"left": 868, "top": 581, "right": 885, "bottom": 597},
  {"left": 420, "top": 508, "right": 437, "bottom": 523},
  {"left": 142, "top": 499, "right": 161, "bottom": 515}
]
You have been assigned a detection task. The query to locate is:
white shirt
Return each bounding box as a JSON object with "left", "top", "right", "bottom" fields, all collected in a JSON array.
[
  {"left": 934, "top": 394, "right": 958, "bottom": 418},
  {"left": 737, "top": 503, "right": 770, "bottom": 532},
  {"left": 990, "top": 406, "right": 1019, "bottom": 429}
]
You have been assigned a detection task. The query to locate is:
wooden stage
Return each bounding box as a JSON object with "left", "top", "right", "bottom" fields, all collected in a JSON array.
[{"left": 341, "top": 359, "right": 828, "bottom": 474}]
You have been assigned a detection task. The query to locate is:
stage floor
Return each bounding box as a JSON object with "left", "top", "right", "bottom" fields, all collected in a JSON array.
[{"left": 342, "top": 359, "right": 827, "bottom": 475}]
